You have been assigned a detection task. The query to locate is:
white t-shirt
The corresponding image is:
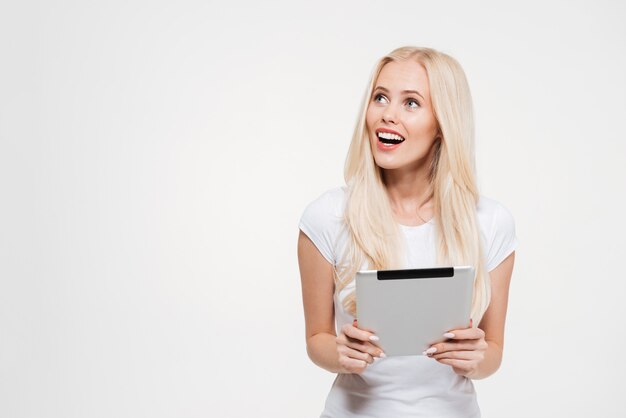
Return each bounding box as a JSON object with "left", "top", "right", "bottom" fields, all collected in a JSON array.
[{"left": 298, "top": 186, "right": 518, "bottom": 418}]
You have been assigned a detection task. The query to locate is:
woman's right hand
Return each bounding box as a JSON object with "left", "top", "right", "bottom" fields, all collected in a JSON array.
[{"left": 335, "top": 319, "right": 386, "bottom": 374}]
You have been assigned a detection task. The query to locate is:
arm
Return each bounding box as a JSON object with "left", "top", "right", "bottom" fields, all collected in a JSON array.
[
  {"left": 472, "top": 250, "right": 515, "bottom": 378},
  {"left": 297, "top": 230, "right": 341, "bottom": 372},
  {"left": 297, "top": 230, "right": 384, "bottom": 374},
  {"left": 428, "top": 251, "right": 515, "bottom": 379}
]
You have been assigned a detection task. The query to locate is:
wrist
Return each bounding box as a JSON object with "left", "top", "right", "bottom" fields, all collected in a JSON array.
[
  {"left": 467, "top": 341, "right": 503, "bottom": 380},
  {"left": 307, "top": 332, "right": 342, "bottom": 374}
]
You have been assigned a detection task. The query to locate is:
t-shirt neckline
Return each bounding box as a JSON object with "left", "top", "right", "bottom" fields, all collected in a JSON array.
[{"left": 398, "top": 217, "right": 435, "bottom": 230}]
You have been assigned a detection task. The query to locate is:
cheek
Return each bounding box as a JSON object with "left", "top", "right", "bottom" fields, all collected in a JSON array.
[
  {"left": 365, "top": 109, "right": 380, "bottom": 145},
  {"left": 408, "top": 117, "right": 438, "bottom": 139}
]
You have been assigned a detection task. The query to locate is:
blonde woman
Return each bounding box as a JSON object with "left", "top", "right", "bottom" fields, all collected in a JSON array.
[{"left": 297, "top": 46, "right": 517, "bottom": 417}]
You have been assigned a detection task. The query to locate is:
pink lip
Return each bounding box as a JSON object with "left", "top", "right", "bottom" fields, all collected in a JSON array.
[
  {"left": 376, "top": 140, "right": 402, "bottom": 151},
  {"left": 375, "top": 127, "right": 405, "bottom": 151}
]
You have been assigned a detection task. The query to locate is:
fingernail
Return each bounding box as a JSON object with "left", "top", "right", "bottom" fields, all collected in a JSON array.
[
  {"left": 443, "top": 332, "right": 455, "bottom": 339},
  {"left": 379, "top": 352, "right": 386, "bottom": 358},
  {"left": 369, "top": 335, "right": 379, "bottom": 341},
  {"left": 424, "top": 347, "right": 437, "bottom": 354}
]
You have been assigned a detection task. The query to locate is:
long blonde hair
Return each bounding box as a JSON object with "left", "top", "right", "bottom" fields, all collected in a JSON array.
[{"left": 337, "top": 46, "right": 490, "bottom": 324}]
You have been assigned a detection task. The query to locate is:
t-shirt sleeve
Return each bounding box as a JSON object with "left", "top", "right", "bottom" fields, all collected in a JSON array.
[
  {"left": 486, "top": 203, "right": 519, "bottom": 272},
  {"left": 298, "top": 190, "right": 343, "bottom": 266}
]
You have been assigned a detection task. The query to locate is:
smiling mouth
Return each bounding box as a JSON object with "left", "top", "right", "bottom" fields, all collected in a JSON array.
[{"left": 377, "top": 131, "right": 405, "bottom": 145}]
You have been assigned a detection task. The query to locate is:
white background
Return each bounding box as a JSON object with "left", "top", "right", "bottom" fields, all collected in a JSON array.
[{"left": 1, "top": 1, "right": 625, "bottom": 417}]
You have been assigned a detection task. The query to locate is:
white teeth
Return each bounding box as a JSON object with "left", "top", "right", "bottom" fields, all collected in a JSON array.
[{"left": 377, "top": 132, "right": 404, "bottom": 141}]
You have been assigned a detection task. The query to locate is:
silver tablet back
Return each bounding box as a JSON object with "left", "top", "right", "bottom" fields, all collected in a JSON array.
[{"left": 355, "top": 266, "right": 475, "bottom": 357}]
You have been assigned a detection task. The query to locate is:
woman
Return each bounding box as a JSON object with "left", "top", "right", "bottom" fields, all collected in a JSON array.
[{"left": 297, "top": 46, "right": 517, "bottom": 417}]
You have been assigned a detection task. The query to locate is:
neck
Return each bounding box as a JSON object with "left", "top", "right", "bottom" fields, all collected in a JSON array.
[
  {"left": 383, "top": 167, "right": 433, "bottom": 208},
  {"left": 381, "top": 155, "right": 436, "bottom": 224}
]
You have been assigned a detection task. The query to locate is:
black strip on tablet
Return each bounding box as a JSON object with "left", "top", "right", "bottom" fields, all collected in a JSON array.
[{"left": 377, "top": 267, "right": 454, "bottom": 280}]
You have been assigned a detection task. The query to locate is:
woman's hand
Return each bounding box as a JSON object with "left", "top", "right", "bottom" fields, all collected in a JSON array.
[
  {"left": 423, "top": 320, "right": 488, "bottom": 378},
  {"left": 335, "top": 319, "right": 386, "bottom": 374}
]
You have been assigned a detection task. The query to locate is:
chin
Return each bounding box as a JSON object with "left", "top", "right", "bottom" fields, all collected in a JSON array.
[
  {"left": 372, "top": 157, "right": 403, "bottom": 171},
  {"left": 373, "top": 153, "right": 429, "bottom": 173}
]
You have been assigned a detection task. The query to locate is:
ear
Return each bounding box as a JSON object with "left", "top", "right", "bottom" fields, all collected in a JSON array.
[{"left": 435, "top": 126, "right": 443, "bottom": 141}]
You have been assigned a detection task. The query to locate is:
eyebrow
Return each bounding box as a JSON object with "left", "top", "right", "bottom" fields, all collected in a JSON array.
[{"left": 373, "top": 86, "right": 425, "bottom": 100}]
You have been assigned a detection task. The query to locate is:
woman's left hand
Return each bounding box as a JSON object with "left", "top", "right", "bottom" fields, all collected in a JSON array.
[{"left": 423, "top": 321, "right": 488, "bottom": 378}]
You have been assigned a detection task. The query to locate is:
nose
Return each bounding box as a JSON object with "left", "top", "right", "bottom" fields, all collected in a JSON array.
[{"left": 382, "top": 104, "right": 398, "bottom": 124}]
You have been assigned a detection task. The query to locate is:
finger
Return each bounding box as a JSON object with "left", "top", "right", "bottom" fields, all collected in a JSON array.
[
  {"left": 342, "top": 323, "right": 379, "bottom": 343},
  {"left": 442, "top": 327, "right": 485, "bottom": 341},
  {"left": 435, "top": 358, "right": 473, "bottom": 372},
  {"left": 427, "top": 338, "right": 488, "bottom": 355},
  {"left": 431, "top": 350, "right": 480, "bottom": 361},
  {"left": 352, "top": 318, "right": 376, "bottom": 334},
  {"left": 345, "top": 339, "right": 386, "bottom": 358},
  {"left": 340, "top": 346, "right": 375, "bottom": 364},
  {"left": 340, "top": 357, "right": 368, "bottom": 373}
]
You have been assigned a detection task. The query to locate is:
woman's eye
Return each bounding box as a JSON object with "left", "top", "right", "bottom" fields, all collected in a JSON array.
[
  {"left": 374, "top": 94, "right": 387, "bottom": 103},
  {"left": 407, "top": 99, "right": 420, "bottom": 109}
]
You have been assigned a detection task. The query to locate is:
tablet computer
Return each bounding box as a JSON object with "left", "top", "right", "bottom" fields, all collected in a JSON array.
[{"left": 355, "top": 266, "right": 475, "bottom": 357}]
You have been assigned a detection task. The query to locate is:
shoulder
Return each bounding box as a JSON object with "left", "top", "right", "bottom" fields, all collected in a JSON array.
[
  {"left": 300, "top": 186, "right": 347, "bottom": 224},
  {"left": 298, "top": 186, "right": 348, "bottom": 265},
  {"left": 476, "top": 195, "right": 518, "bottom": 271},
  {"left": 476, "top": 195, "right": 515, "bottom": 230}
]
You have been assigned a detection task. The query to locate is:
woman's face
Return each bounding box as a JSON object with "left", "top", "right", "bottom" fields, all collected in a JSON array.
[{"left": 365, "top": 60, "right": 440, "bottom": 173}]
